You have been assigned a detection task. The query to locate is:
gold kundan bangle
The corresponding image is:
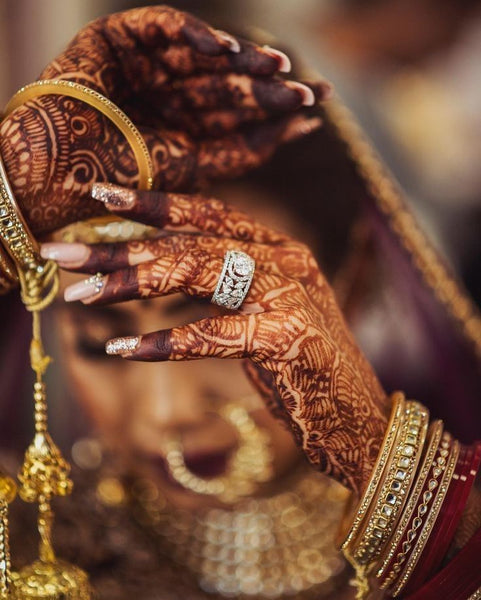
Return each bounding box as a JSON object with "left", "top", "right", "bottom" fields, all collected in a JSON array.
[
  {"left": 377, "top": 420, "right": 444, "bottom": 584},
  {"left": 342, "top": 392, "right": 406, "bottom": 552},
  {"left": 351, "top": 401, "right": 429, "bottom": 568},
  {"left": 0, "top": 242, "right": 18, "bottom": 293},
  {"left": 0, "top": 152, "right": 42, "bottom": 271},
  {"left": 3, "top": 79, "right": 154, "bottom": 191},
  {"left": 0, "top": 151, "right": 58, "bottom": 308}
]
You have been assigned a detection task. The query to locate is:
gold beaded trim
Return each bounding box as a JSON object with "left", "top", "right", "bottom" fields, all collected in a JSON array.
[
  {"left": 381, "top": 427, "right": 449, "bottom": 589},
  {"left": 325, "top": 100, "right": 481, "bottom": 360},
  {"left": 341, "top": 392, "right": 405, "bottom": 551},
  {"left": 353, "top": 401, "right": 429, "bottom": 567},
  {"left": 377, "top": 420, "right": 443, "bottom": 579},
  {"left": 391, "top": 437, "right": 460, "bottom": 597},
  {"left": 468, "top": 588, "right": 481, "bottom": 600}
]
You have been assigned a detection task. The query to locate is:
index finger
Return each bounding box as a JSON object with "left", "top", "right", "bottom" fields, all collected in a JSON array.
[{"left": 91, "top": 184, "right": 290, "bottom": 245}]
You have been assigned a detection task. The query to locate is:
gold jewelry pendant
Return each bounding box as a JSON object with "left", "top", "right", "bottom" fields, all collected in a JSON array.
[
  {"left": 10, "top": 561, "right": 90, "bottom": 600},
  {"left": 7, "top": 309, "right": 92, "bottom": 599}
]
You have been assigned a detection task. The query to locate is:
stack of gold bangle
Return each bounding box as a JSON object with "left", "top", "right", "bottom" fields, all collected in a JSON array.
[
  {"left": 341, "top": 392, "right": 460, "bottom": 598},
  {"left": 376, "top": 420, "right": 445, "bottom": 583}
]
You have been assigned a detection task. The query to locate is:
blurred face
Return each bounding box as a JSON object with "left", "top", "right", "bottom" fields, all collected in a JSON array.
[{"left": 54, "top": 186, "right": 307, "bottom": 510}]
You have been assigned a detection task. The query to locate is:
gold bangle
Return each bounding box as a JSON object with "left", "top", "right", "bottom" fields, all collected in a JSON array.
[
  {"left": 391, "top": 437, "right": 460, "bottom": 597},
  {"left": 3, "top": 79, "right": 154, "bottom": 191},
  {"left": 341, "top": 392, "right": 406, "bottom": 552},
  {"left": 0, "top": 241, "right": 18, "bottom": 293},
  {"left": 0, "top": 151, "right": 58, "bottom": 309},
  {"left": 377, "top": 420, "right": 444, "bottom": 585},
  {"left": 352, "top": 401, "right": 429, "bottom": 567},
  {"left": 0, "top": 152, "right": 40, "bottom": 270}
]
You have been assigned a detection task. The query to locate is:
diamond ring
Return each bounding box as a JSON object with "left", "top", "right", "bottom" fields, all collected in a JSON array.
[{"left": 211, "top": 250, "right": 255, "bottom": 310}]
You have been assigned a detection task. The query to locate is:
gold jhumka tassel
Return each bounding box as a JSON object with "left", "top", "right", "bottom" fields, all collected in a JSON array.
[{"left": 6, "top": 266, "right": 91, "bottom": 599}]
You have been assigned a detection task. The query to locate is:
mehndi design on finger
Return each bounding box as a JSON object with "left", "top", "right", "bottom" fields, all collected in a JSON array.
[{"left": 97, "top": 238, "right": 389, "bottom": 494}]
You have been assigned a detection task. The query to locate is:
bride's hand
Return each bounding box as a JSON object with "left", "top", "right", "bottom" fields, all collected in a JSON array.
[
  {"left": 46, "top": 183, "right": 391, "bottom": 495},
  {"left": 0, "top": 6, "right": 329, "bottom": 236}
]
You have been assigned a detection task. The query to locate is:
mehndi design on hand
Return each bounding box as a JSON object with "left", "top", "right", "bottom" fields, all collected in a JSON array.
[
  {"left": 0, "top": 6, "right": 330, "bottom": 237},
  {"left": 48, "top": 183, "right": 390, "bottom": 495}
]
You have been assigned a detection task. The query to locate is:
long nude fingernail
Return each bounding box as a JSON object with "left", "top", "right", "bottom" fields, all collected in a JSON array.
[
  {"left": 64, "top": 273, "right": 105, "bottom": 302},
  {"left": 40, "top": 243, "right": 89, "bottom": 265},
  {"left": 91, "top": 183, "right": 136, "bottom": 209},
  {"left": 262, "top": 46, "right": 291, "bottom": 73},
  {"left": 215, "top": 30, "right": 241, "bottom": 53},
  {"left": 105, "top": 336, "right": 140, "bottom": 356},
  {"left": 286, "top": 82, "right": 315, "bottom": 106}
]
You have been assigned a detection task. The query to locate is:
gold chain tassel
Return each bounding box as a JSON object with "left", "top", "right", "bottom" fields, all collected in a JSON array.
[{"left": 9, "top": 269, "right": 92, "bottom": 599}]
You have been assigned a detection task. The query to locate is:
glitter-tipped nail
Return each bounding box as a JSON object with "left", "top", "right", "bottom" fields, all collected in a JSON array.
[
  {"left": 91, "top": 183, "right": 136, "bottom": 209},
  {"left": 105, "top": 336, "right": 140, "bottom": 356}
]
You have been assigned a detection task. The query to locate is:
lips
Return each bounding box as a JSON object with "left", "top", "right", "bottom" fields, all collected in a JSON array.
[{"left": 183, "top": 449, "right": 232, "bottom": 478}]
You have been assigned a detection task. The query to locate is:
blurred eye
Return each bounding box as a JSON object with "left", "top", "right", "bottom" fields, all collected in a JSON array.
[{"left": 75, "top": 337, "right": 109, "bottom": 360}]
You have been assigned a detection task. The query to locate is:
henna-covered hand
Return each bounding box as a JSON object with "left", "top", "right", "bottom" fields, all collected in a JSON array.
[
  {"left": 0, "top": 6, "right": 330, "bottom": 236},
  {"left": 43, "top": 183, "right": 390, "bottom": 495}
]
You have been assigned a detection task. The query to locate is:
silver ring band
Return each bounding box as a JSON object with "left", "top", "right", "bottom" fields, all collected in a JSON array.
[{"left": 211, "top": 250, "right": 255, "bottom": 310}]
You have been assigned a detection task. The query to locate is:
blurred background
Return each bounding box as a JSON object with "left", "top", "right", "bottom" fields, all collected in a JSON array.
[{"left": 1, "top": 0, "right": 481, "bottom": 305}]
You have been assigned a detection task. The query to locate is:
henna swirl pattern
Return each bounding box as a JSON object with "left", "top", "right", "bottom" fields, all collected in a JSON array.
[
  {"left": 0, "top": 6, "right": 329, "bottom": 240},
  {"left": 49, "top": 183, "right": 390, "bottom": 494}
]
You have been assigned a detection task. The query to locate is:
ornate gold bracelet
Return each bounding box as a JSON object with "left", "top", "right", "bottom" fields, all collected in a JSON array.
[
  {"left": 0, "top": 151, "right": 58, "bottom": 308},
  {"left": 0, "top": 152, "right": 41, "bottom": 271},
  {"left": 352, "top": 401, "right": 429, "bottom": 568},
  {"left": 391, "top": 437, "right": 460, "bottom": 596},
  {"left": 0, "top": 242, "right": 18, "bottom": 293},
  {"left": 3, "top": 79, "right": 154, "bottom": 191},
  {"left": 376, "top": 420, "right": 444, "bottom": 581},
  {"left": 341, "top": 392, "right": 405, "bottom": 551}
]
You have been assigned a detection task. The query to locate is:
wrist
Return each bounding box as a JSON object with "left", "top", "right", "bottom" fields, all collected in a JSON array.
[
  {"left": 0, "top": 98, "right": 112, "bottom": 238},
  {"left": 342, "top": 395, "right": 481, "bottom": 599},
  {"left": 0, "top": 111, "right": 48, "bottom": 236}
]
